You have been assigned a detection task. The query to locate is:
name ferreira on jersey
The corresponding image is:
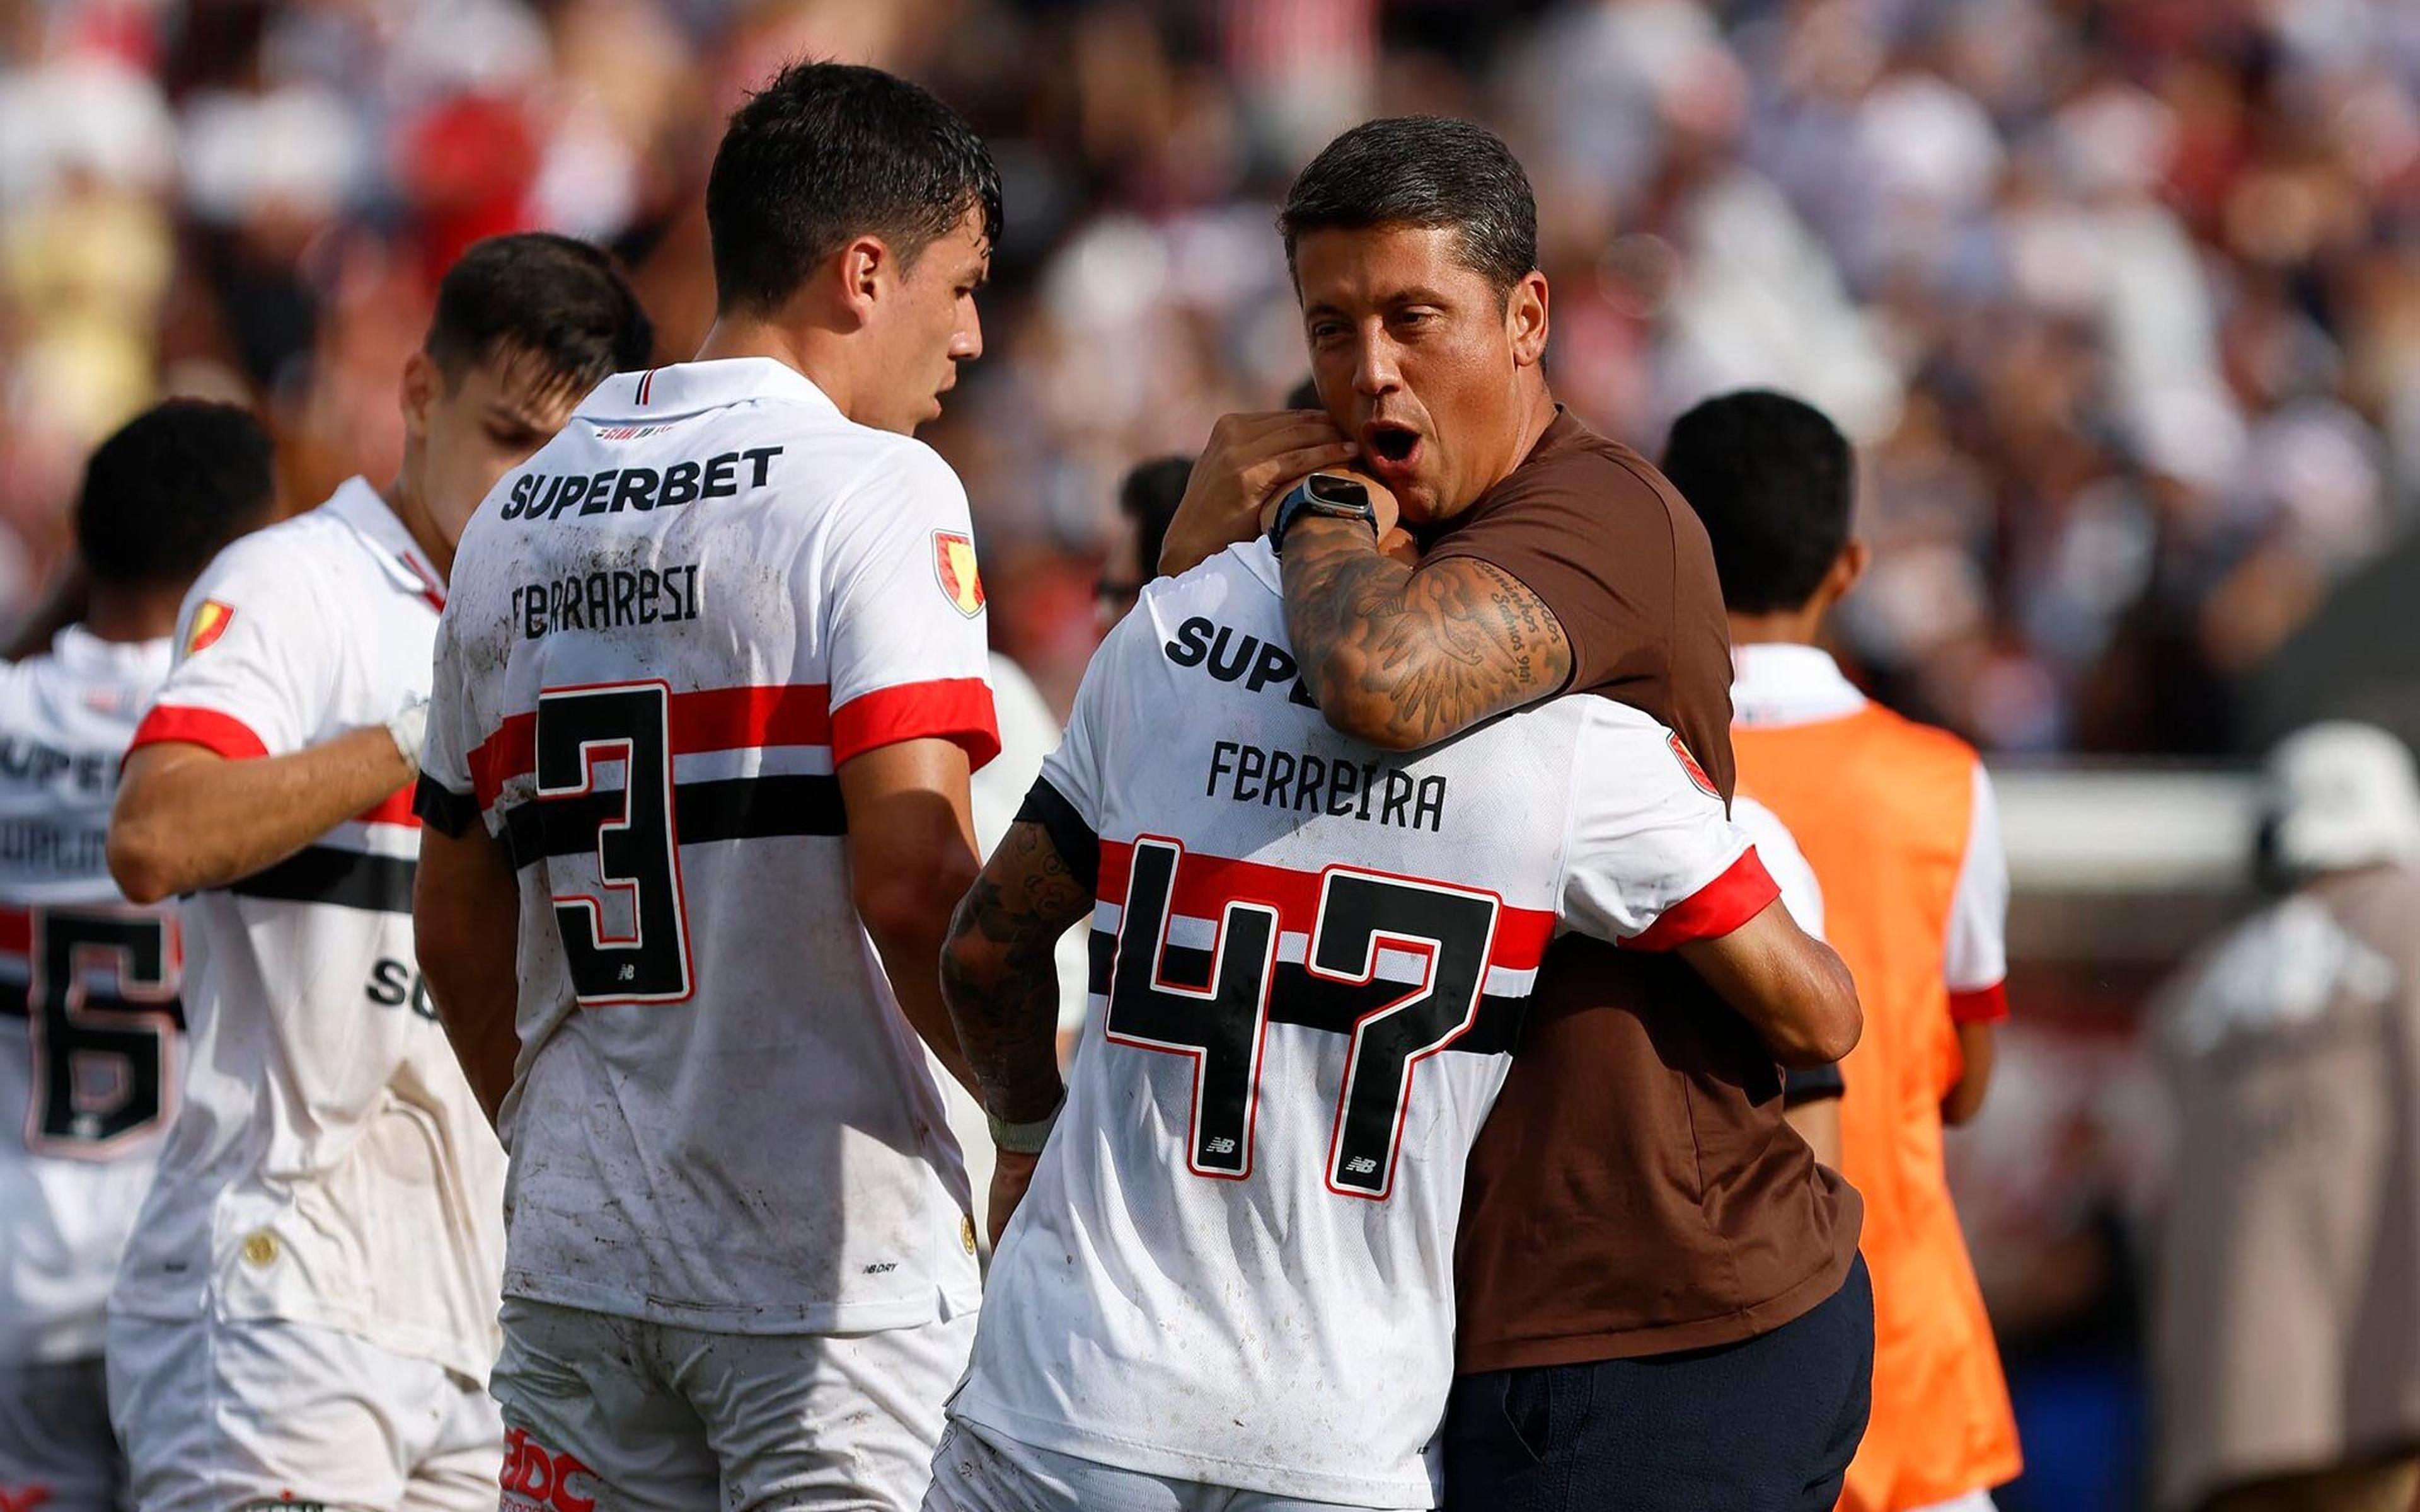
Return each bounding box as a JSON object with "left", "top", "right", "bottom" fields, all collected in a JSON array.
[
  {"left": 499, "top": 445, "right": 785, "bottom": 522},
  {"left": 1206, "top": 740, "right": 1449, "bottom": 833}
]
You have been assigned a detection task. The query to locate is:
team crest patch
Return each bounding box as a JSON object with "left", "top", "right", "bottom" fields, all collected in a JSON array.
[
  {"left": 185, "top": 599, "right": 235, "bottom": 655},
  {"left": 933, "top": 530, "right": 985, "bottom": 619},
  {"left": 1668, "top": 731, "right": 1718, "bottom": 797}
]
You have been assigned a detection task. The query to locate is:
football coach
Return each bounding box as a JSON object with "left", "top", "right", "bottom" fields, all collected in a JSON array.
[{"left": 1161, "top": 116, "right": 1872, "bottom": 1511}]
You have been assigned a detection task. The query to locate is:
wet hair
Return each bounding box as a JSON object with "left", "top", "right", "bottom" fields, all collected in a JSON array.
[
  {"left": 1661, "top": 390, "right": 1855, "bottom": 615},
  {"left": 1279, "top": 117, "right": 1538, "bottom": 300},
  {"left": 77, "top": 400, "right": 275, "bottom": 589},
  {"left": 424, "top": 232, "right": 654, "bottom": 394},
  {"left": 706, "top": 60, "right": 1003, "bottom": 316}
]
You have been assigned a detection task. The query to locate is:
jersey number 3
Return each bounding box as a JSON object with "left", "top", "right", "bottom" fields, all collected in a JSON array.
[
  {"left": 25, "top": 908, "right": 178, "bottom": 1157},
  {"left": 536, "top": 682, "right": 694, "bottom": 1005},
  {"left": 1104, "top": 837, "right": 1498, "bottom": 1200}
]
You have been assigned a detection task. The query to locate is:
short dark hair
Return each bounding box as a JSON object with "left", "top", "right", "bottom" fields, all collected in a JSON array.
[
  {"left": 706, "top": 60, "right": 1003, "bottom": 317},
  {"left": 425, "top": 232, "right": 653, "bottom": 394},
  {"left": 1117, "top": 455, "right": 1194, "bottom": 585},
  {"left": 77, "top": 400, "right": 275, "bottom": 590},
  {"left": 1279, "top": 117, "right": 1538, "bottom": 299},
  {"left": 1661, "top": 390, "right": 1855, "bottom": 615}
]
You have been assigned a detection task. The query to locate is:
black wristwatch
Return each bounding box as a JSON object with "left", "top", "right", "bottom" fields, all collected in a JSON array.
[{"left": 1268, "top": 473, "right": 1379, "bottom": 556}]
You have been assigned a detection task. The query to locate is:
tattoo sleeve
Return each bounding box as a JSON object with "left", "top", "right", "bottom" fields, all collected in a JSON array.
[
  {"left": 1279, "top": 515, "right": 1576, "bottom": 749},
  {"left": 941, "top": 818, "right": 1096, "bottom": 1124}
]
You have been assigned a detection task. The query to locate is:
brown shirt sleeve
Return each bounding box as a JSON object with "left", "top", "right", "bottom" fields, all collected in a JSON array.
[{"left": 1423, "top": 418, "right": 1738, "bottom": 802}]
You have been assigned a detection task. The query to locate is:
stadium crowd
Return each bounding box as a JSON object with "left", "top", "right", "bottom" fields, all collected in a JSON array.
[{"left": 3, "top": 0, "right": 2416, "bottom": 755}]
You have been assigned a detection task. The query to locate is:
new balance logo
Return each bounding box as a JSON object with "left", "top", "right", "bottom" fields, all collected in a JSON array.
[{"left": 502, "top": 1427, "right": 597, "bottom": 1512}]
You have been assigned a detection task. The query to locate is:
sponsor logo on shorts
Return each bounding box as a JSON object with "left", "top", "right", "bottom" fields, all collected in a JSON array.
[
  {"left": 231, "top": 1500, "right": 328, "bottom": 1511},
  {"left": 0, "top": 1483, "right": 55, "bottom": 1512},
  {"left": 502, "top": 1426, "right": 597, "bottom": 1512}
]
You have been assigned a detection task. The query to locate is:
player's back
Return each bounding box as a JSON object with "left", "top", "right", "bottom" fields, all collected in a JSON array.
[
  {"left": 0, "top": 628, "right": 180, "bottom": 1368},
  {"left": 1732, "top": 693, "right": 2020, "bottom": 1509},
  {"left": 428, "top": 358, "right": 998, "bottom": 1336},
  {"left": 954, "top": 539, "right": 1763, "bottom": 1508}
]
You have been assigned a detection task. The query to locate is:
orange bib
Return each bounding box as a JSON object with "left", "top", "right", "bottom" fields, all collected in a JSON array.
[{"left": 1737, "top": 706, "right": 2021, "bottom": 1510}]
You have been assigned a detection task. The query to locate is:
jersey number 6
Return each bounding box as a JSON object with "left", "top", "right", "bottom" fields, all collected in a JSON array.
[
  {"left": 1104, "top": 837, "right": 1498, "bottom": 1200},
  {"left": 535, "top": 682, "right": 694, "bottom": 1006},
  {"left": 24, "top": 908, "right": 179, "bottom": 1157}
]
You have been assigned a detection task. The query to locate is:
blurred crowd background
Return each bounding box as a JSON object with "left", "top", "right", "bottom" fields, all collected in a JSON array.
[{"left": 6, "top": 1, "right": 2420, "bottom": 1508}]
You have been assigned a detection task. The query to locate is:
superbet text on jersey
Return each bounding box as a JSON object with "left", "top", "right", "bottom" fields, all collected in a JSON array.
[
  {"left": 950, "top": 539, "right": 1781, "bottom": 1508},
  {"left": 110, "top": 479, "right": 506, "bottom": 1383},
  {"left": 418, "top": 358, "right": 1000, "bottom": 1334}
]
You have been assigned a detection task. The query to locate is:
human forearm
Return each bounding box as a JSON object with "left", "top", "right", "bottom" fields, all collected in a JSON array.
[
  {"left": 110, "top": 728, "right": 412, "bottom": 903},
  {"left": 413, "top": 829, "right": 522, "bottom": 1128},
  {"left": 863, "top": 863, "right": 982, "bottom": 1096},
  {"left": 941, "top": 822, "right": 1091, "bottom": 1123},
  {"left": 1942, "top": 1021, "right": 1997, "bottom": 1126},
  {"left": 1676, "top": 902, "right": 1862, "bottom": 1068},
  {"left": 1279, "top": 515, "right": 1571, "bottom": 748}
]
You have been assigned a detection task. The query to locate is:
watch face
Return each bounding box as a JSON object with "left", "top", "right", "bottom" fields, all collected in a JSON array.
[{"left": 1304, "top": 474, "right": 1371, "bottom": 509}]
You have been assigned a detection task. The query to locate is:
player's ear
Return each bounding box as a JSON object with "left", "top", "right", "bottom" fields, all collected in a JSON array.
[
  {"left": 1507, "top": 272, "right": 1548, "bottom": 368},
  {"left": 834, "top": 236, "right": 888, "bottom": 328},
  {"left": 1829, "top": 540, "right": 1870, "bottom": 599},
  {"left": 400, "top": 351, "right": 440, "bottom": 442}
]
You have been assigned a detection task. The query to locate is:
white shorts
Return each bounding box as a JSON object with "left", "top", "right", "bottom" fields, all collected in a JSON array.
[
  {"left": 923, "top": 1419, "right": 1400, "bottom": 1512},
  {"left": 492, "top": 1295, "right": 976, "bottom": 1512},
  {"left": 0, "top": 1358, "right": 122, "bottom": 1512},
  {"left": 105, "top": 1313, "right": 500, "bottom": 1512}
]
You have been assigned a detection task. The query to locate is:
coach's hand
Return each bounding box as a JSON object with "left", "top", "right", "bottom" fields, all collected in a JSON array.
[
  {"left": 1158, "top": 411, "right": 1361, "bottom": 577},
  {"left": 988, "top": 1148, "right": 1042, "bottom": 1251}
]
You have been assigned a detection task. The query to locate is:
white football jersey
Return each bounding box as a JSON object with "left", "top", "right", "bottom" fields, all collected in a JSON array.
[
  {"left": 418, "top": 358, "right": 999, "bottom": 1334},
  {"left": 0, "top": 627, "right": 179, "bottom": 1366},
  {"left": 953, "top": 541, "right": 1781, "bottom": 1508},
  {"left": 110, "top": 479, "right": 507, "bottom": 1383}
]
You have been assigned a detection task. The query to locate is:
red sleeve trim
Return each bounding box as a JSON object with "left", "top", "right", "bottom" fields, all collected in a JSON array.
[
  {"left": 354, "top": 785, "right": 420, "bottom": 829},
  {"left": 1624, "top": 847, "right": 1782, "bottom": 952},
  {"left": 1950, "top": 983, "right": 2010, "bottom": 1025},
  {"left": 831, "top": 677, "right": 1001, "bottom": 772},
  {"left": 127, "top": 705, "right": 269, "bottom": 763}
]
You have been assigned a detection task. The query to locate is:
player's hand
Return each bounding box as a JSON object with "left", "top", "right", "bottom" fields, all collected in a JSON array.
[
  {"left": 1158, "top": 411, "right": 1361, "bottom": 577},
  {"left": 988, "top": 1147, "right": 1042, "bottom": 1251},
  {"left": 1256, "top": 467, "right": 1402, "bottom": 542}
]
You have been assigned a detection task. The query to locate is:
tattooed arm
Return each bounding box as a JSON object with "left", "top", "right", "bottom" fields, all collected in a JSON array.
[
  {"left": 1279, "top": 513, "right": 1576, "bottom": 750},
  {"left": 942, "top": 816, "right": 1096, "bottom": 1244},
  {"left": 942, "top": 818, "right": 1095, "bottom": 1124}
]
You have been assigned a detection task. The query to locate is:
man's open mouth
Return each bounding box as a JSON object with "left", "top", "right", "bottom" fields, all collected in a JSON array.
[{"left": 1363, "top": 421, "right": 1423, "bottom": 471}]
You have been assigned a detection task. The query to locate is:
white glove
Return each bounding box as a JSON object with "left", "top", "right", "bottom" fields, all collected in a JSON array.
[{"left": 385, "top": 695, "right": 430, "bottom": 777}]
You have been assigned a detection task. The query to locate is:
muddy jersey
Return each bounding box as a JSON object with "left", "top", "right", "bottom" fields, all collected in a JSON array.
[
  {"left": 418, "top": 358, "right": 999, "bottom": 1334},
  {"left": 952, "top": 540, "right": 1780, "bottom": 1506}
]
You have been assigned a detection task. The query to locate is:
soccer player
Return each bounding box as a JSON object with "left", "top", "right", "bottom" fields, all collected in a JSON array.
[
  {"left": 1664, "top": 389, "right": 2020, "bottom": 1512},
  {"left": 0, "top": 401, "right": 274, "bottom": 1512},
  {"left": 103, "top": 235, "right": 652, "bottom": 1511},
  {"left": 923, "top": 486, "right": 1858, "bottom": 1511},
  {"left": 1161, "top": 118, "right": 1873, "bottom": 1509},
  {"left": 412, "top": 63, "right": 1000, "bottom": 1509}
]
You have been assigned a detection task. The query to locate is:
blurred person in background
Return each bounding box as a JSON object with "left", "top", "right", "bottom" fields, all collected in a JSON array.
[
  {"left": 1668, "top": 389, "right": 2020, "bottom": 1512},
  {"left": 1099, "top": 454, "right": 1192, "bottom": 629},
  {"left": 2152, "top": 723, "right": 2420, "bottom": 1512},
  {"left": 0, "top": 399, "right": 274, "bottom": 1512},
  {"left": 101, "top": 234, "right": 650, "bottom": 1512}
]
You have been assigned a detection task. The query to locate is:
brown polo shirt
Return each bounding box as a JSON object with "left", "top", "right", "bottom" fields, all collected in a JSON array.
[{"left": 1425, "top": 409, "right": 1862, "bottom": 1373}]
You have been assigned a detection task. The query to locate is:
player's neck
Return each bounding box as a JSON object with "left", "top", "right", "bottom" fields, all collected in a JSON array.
[
  {"left": 81, "top": 588, "right": 180, "bottom": 644},
  {"left": 693, "top": 317, "right": 857, "bottom": 421},
  {"left": 1726, "top": 605, "right": 1829, "bottom": 648},
  {"left": 384, "top": 473, "right": 454, "bottom": 583}
]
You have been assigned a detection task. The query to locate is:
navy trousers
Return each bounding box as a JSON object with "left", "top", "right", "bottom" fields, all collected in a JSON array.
[{"left": 1443, "top": 1256, "right": 1874, "bottom": 1512}]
